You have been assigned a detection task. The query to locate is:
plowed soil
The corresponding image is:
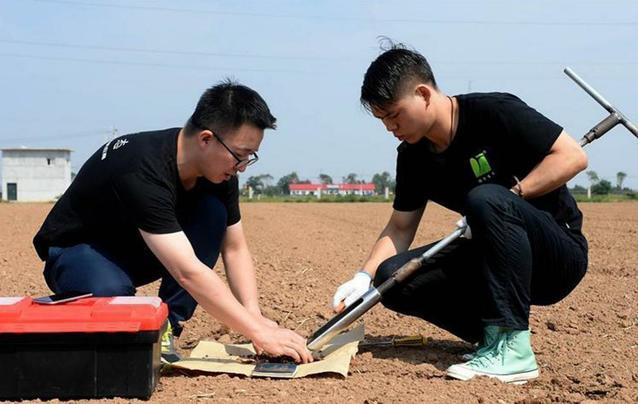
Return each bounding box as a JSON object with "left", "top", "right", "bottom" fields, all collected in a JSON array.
[{"left": 2, "top": 202, "right": 637, "bottom": 403}]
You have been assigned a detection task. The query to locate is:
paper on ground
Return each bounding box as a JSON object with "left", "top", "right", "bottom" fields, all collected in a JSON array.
[{"left": 171, "top": 324, "right": 364, "bottom": 378}]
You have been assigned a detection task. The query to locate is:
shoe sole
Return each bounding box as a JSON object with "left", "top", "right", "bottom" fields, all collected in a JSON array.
[
  {"left": 161, "top": 353, "right": 182, "bottom": 364},
  {"left": 447, "top": 368, "right": 539, "bottom": 384}
]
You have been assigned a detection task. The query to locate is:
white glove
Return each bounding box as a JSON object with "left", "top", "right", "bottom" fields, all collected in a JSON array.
[
  {"left": 456, "top": 216, "right": 472, "bottom": 239},
  {"left": 332, "top": 271, "right": 372, "bottom": 310}
]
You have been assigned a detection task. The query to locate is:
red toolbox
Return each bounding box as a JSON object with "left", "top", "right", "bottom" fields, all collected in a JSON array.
[{"left": 0, "top": 296, "right": 168, "bottom": 400}]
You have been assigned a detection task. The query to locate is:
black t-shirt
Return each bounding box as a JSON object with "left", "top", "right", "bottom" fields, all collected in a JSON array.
[
  {"left": 393, "top": 92, "right": 584, "bottom": 232},
  {"left": 33, "top": 128, "right": 240, "bottom": 260}
]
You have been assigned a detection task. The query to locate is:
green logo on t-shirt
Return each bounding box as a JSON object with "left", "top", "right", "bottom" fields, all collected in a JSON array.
[{"left": 469, "top": 151, "right": 493, "bottom": 182}]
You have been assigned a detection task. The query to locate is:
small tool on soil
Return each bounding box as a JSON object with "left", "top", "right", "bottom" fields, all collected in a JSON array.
[
  {"left": 360, "top": 335, "right": 426, "bottom": 347},
  {"left": 307, "top": 67, "right": 638, "bottom": 352}
]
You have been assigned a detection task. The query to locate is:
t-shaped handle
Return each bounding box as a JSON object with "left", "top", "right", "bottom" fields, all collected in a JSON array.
[{"left": 564, "top": 67, "right": 638, "bottom": 146}]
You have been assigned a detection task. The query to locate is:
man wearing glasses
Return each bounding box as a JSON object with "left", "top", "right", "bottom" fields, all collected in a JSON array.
[{"left": 33, "top": 80, "right": 313, "bottom": 364}]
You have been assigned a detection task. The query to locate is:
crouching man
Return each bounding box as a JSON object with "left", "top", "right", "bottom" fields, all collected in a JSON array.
[
  {"left": 34, "top": 80, "right": 313, "bottom": 364},
  {"left": 333, "top": 44, "right": 588, "bottom": 383}
]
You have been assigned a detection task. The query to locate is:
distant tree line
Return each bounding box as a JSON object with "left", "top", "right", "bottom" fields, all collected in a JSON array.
[
  {"left": 570, "top": 170, "right": 633, "bottom": 197},
  {"left": 243, "top": 171, "right": 396, "bottom": 196},
  {"left": 244, "top": 169, "right": 633, "bottom": 198}
]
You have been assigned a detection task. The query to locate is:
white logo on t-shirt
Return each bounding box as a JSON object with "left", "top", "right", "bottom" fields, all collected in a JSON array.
[
  {"left": 101, "top": 138, "right": 129, "bottom": 160},
  {"left": 101, "top": 139, "right": 113, "bottom": 160},
  {"left": 113, "top": 139, "right": 129, "bottom": 150}
]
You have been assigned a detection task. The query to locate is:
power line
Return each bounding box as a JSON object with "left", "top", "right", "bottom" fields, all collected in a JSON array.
[
  {"left": 2, "top": 51, "right": 637, "bottom": 77},
  {"left": 0, "top": 39, "right": 345, "bottom": 62},
  {"left": 0, "top": 129, "right": 109, "bottom": 144},
  {"left": 1, "top": 52, "right": 636, "bottom": 84},
  {"left": 0, "top": 53, "right": 319, "bottom": 74},
  {"left": 29, "top": 0, "right": 638, "bottom": 26},
  {"left": 4, "top": 52, "right": 634, "bottom": 81},
  {"left": 2, "top": 39, "right": 637, "bottom": 67}
]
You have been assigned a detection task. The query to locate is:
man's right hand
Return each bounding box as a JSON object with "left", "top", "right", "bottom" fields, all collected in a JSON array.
[
  {"left": 251, "top": 325, "right": 314, "bottom": 364},
  {"left": 332, "top": 271, "right": 372, "bottom": 313}
]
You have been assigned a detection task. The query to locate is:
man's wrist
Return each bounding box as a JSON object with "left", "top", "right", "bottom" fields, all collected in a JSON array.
[
  {"left": 245, "top": 304, "right": 262, "bottom": 317},
  {"left": 246, "top": 321, "right": 267, "bottom": 344},
  {"left": 512, "top": 176, "right": 525, "bottom": 198}
]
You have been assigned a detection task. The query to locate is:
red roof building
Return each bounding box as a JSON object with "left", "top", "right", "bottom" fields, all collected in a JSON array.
[{"left": 288, "top": 183, "right": 376, "bottom": 196}]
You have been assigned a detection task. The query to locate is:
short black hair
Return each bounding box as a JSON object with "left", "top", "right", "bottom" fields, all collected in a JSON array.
[
  {"left": 185, "top": 79, "right": 276, "bottom": 135},
  {"left": 360, "top": 40, "right": 437, "bottom": 112}
]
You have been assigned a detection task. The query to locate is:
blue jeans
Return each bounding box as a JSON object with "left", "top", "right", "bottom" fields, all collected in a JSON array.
[{"left": 43, "top": 195, "right": 227, "bottom": 336}]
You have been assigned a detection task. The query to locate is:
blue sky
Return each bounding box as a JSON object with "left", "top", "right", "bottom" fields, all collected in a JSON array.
[{"left": 1, "top": 0, "right": 637, "bottom": 189}]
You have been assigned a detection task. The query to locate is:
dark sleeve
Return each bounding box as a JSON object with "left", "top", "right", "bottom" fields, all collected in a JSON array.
[
  {"left": 223, "top": 176, "right": 241, "bottom": 226},
  {"left": 392, "top": 145, "right": 428, "bottom": 212},
  {"left": 492, "top": 95, "right": 563, "bottom": 167},
  {"left": 112, "top": 172, "right": 182, "bottom": 234}
]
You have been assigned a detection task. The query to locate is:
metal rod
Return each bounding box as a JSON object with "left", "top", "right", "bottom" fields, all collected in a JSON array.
[
  {"left": 565, "top": 67, "right": 638, "bottom": 142},
  {"left": 307, "top": 220, "right": 467, "bottom": 351},
  {"left": 623, "top": 116, "right": 638, "bottom": 138},
  {"left": 382, "top": 226, "right": 464, "bottom": 289},
  {"left": 307, "top": 288, "right": 382, "bottom": 351},
  {"left": 564, "top": 67, "right": 614, "bottom": 113}
]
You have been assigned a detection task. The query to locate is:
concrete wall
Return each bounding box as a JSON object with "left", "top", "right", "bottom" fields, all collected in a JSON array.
[{"left": 1, "top": 149, "right": 72, "bottom": 202}]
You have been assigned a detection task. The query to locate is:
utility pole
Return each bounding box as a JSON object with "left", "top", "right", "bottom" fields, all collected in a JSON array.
[{"left": 104, "top": 127, "right": 119, "bottom": 143}]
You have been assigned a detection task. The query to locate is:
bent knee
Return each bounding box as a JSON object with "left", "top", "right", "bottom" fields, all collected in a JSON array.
[
  {"left": 90, "top": 283, "right": 136, "bottom": 297},
  {"left": 198, "top": 195, "right": 227, "bottom": 226},
  {"left": 373, "top": 258, "right": 400, "bottom": 288},
  {"left": 465, "top": 184, "right": 511, "bottom": 223}
]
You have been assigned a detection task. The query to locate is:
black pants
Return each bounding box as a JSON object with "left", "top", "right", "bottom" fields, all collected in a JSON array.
[{"left": 374, "top": 184, "right": 588, "bottom": 343}]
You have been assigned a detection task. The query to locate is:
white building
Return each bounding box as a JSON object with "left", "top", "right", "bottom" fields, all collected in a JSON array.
[{"left": 1, "top": 148, "right": 72, "bottom": 202}]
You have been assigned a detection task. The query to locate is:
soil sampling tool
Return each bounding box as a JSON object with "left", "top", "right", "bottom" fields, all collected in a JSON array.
[
  {"left": 564, "top": 67, "right": 638, "bottom": 146},
  {"left": 307, "top": 67, "right": 638, "bottom": 352},
  {"left": 359, "top": 335, "right": 427, "bottom": 348}
]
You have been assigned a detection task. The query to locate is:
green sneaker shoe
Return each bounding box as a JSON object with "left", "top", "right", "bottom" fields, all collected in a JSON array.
[
  {"left": 460, "top": 325, "right": 500, "bottom": 361},
  {"left": 447, "top": 327, "right": 539, "bottom": 384},
  {"left": 161, "top": 322, "right": 182, "bottom": 364}
]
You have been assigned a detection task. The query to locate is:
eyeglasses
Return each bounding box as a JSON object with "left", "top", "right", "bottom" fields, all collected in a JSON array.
[
  {"left": 210, "top": 131, "right": 259, "bottom": 170},
  {"left": 192, "top": 122, "right": 259, "bottom": 169},
  {"left": 195, "top": 125, "right": 259, "bottom": 170}
]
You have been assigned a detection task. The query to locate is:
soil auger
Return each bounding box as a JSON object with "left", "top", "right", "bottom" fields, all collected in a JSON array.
[{"left": 307, "top": 67, "right": 638, "bottom": 352}]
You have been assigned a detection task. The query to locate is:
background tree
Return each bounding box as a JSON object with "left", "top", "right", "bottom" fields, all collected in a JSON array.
[
  {"left": 371, "top": 171, "right": 394, "bottom": 194},
  {"left": 616, "top": 171, "right": 627, "bottom": 191},
  {"left": 569, "top": 184, "right": 587, "bottom": 195},
  {"left": 277, "top": 172, "right": 300, "bottom": 195},
  {"left": 592, "top": 179, "right": 612, "bottom": 195},
  {"left": 586, "top": 170, "right": 599, "bottom": 185},
  {"left": 245, "top": 174, "right": 273, "bottom": 194},
  {"left": 245, "top": 176, "right": 262, "bottom": 193},
  {"left": 343, "top": 173, "right": 360, "bottom": 184},
  {"left": 319, "top": 173, "right": 333, "bottom": 184},
  {"left": 262, "top": 184, "right": 282, "bottom": 196}
]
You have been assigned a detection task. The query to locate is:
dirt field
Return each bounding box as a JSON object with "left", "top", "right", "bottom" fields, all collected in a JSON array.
[{"left": 1, "top": 202, "right": 637, "bottom": 403}]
